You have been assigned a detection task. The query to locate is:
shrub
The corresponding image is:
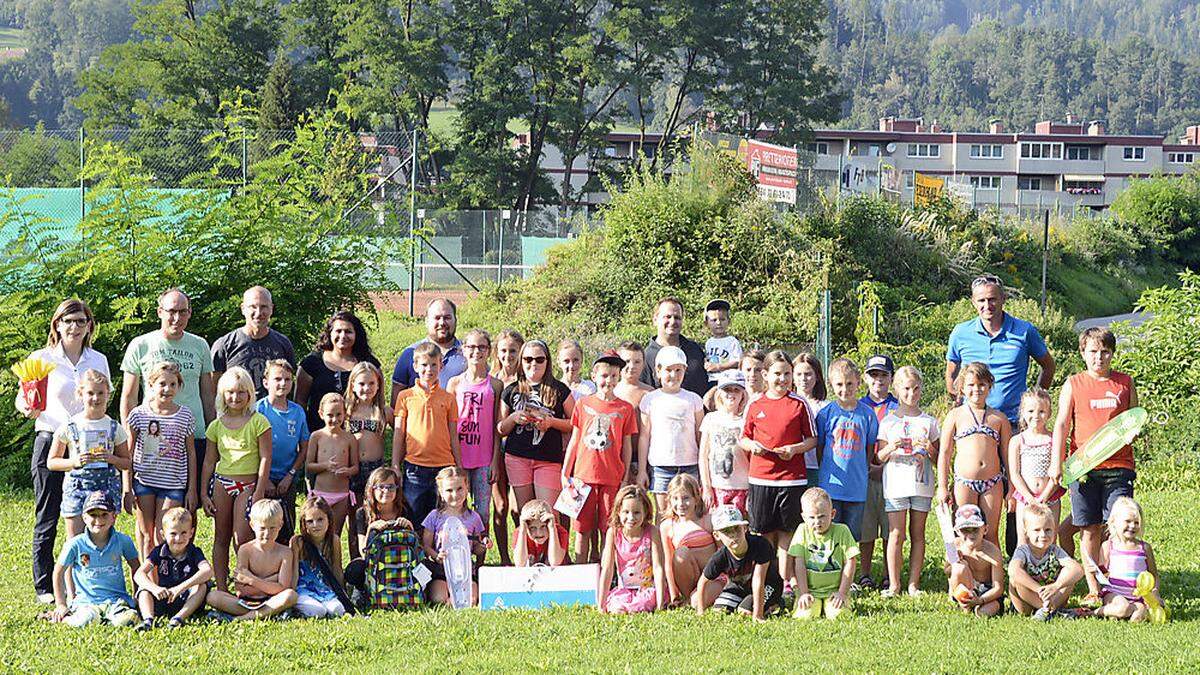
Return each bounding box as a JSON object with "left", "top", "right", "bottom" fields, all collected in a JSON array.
[{"left": 1110, "top": 173, "right": 1200, "bottom": 267}]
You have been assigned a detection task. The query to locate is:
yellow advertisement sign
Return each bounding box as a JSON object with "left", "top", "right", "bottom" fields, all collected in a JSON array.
[{"left": 913, "top": 172, "right": 945, "bottom": 207}]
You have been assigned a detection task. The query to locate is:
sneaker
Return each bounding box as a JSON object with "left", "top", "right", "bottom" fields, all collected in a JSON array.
[
  {"left": 136, "top": 619, "right": 153, "bottom": 632},
  {"left": 206, "top": 609, "right": 233, "bottom": 623},
  {"left": 1055, "top": 608, "right": 1089, "bottom": 620},
  {"left": 856, "top": 575, "right": 877, "bottom": 591},
  {"left": 1032, "top": 607, "right": 1053, "bottom": 622},
  {"left": 168, "top": 617, "right": 184, "bottom": 629},
  {"left": 880, "top": 588, "right": 899, "bottom": 599},
  {"left": 36, "top": 592, "right": 55, "bottom": 605},
  {"left": 907, "top": 587, "right": 925, "bottom": 598}
]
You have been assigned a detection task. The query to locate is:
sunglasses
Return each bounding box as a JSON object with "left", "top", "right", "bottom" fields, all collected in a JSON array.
[
  {"left": 373, "top": 484, "right": 398, "bottom": 492},
  {"left": 522, "top": 356, "right": 548, "bottom": 364},
  {"left": 970, "top": 274, "right": 1003, "bottom": 289}
]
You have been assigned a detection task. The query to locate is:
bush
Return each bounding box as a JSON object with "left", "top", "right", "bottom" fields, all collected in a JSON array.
[
  {"left": 0, "top": 112, "right": 400, "bottom": 486},
  {"left": 1110, "top": 173, "right": 1200, "bottom": 268}
]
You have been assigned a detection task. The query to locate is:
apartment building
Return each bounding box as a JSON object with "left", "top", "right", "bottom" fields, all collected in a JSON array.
[{"left": 526, "top": 116, "right": 1200, "bottom": 213}]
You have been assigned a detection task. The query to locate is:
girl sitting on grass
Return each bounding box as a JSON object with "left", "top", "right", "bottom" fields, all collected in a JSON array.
[
  {"left": 291, "top": 496, "right": 350, "bottom": 618},
  {"left": 659, "top": 474, "right": 715, "bottom": 607},
  {"left": 597, "top": 485, "right": 664, "bottom": 614}
]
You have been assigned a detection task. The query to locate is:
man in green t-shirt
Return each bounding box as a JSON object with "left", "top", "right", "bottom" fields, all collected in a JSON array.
[
  {"left": 119, "top": 288, "right": 215, "bottom": 502},
  {"left": 788, "top": 487, "right": 859, "bottom": 620}
]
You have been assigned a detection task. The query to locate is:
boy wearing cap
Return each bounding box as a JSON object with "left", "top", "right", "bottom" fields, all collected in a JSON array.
[
  {"left": 857, "top": 354, "right": 898, "bottom": 590},
  {"left": 703, "top": 299, "right": 743, "bottom": 388},
  {"left": 562, "top": 352, "right": 638, "bottom": 563},
  {"left": 948, "top": 503, "right": 1005, "bottom": 617},
  {"left": 51, "top": 491, "right": 141, "bottom": 627},
  {"left": 789, "top": 487, "right": 858, "bottom": 620},
  {"left": 694, "top": 504, "right": 784, "bottom": 621},
  {"left": 637, "top": 345, "right": 706, "bottom": 517}
]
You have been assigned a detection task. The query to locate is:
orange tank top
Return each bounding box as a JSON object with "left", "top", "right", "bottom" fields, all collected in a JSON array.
[{"left": 1068, "top": 371, "right": 1134, "bottom": 471}]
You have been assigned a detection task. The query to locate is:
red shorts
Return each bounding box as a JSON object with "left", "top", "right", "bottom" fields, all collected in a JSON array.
[
  {"left": 714, "top": 488, "right": 748, "bottom": 514},
  {"left": 572, "top": 482, "right": 619, "bottom": 533}
]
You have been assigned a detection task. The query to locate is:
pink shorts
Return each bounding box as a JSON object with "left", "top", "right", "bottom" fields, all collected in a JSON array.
[
  {"left": 605, "top": 587, "right": 657, "bottom": 613},
  {"left": 504, "top": 454, "right": 562, "bottom": 490},
  {"left": 714, "top": 488, "right": 748, "bottom": 514}
]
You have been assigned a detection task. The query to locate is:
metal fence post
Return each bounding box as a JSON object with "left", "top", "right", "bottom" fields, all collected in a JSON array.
[
  {"left": 79, "top": 128, "right": 85, "bottom": 222},
  {"left": 498, "top": 209, "right": 510, "bottom": 285},
  {"left": 241, "top": 129, "right": 248, "bottom": 189},
  {"left": 408, "top": 128, "right": 418, "bottom": 317}
]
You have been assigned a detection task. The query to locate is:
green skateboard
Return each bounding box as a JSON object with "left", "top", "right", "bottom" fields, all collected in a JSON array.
[{"left": 1061, "top": 407, "right": 1147, "bottom": 487}]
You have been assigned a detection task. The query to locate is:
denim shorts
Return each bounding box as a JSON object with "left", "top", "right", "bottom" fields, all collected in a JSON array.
[
  {"left": 650, "top": 464, "right": 700, "bottom": 493},
  {"left": 884, "top": 495, "right": 933, "bottom": 513},
  {"left": 832, "top": 499, "right": 866, "bottom": 541},
  {"left": 132, "top": 479, "right": 187, "bottom": 503},
  {"left": 61, "top": 468, "right": 122, "bottom": 517}
]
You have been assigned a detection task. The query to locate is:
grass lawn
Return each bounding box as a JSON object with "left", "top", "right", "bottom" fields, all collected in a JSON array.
[
  {"left": 1, "top": 461, "right": 1198, "bottom": 672},
  {"left": 0, "top": 26, "right": 24, "bottom": 50}
]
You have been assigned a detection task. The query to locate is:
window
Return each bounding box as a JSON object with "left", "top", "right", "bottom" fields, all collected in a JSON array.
[
  {"left": 852, "top": 143, "right": 881, "bottom": 157},
  {"left": 1169, "top": 152, "right": 1195, "bottom": 164},
  {"left": 806, "top": 141, "right": 830, "bottom": 155},
  {"left": 970, "top": 176, "right": 1001, "bottom": 190},
  {"left": 1123, "top": 146, "right": 1145, "bottom": 161},
  {"left": 969, "top": 144, "right": 1003, "bottom": 159},
  {"left": 904, "top": 172, "right": 914, "bottom": 189},
  {"left": 1020, "top": 142, "right": 1062, "bottom": 159},
  {"left": 907, "top": 143, "right": 940, "bottom": 158},
  {"left": 1065, "top": 145, "right": 1101, "bottom": 161},
  {"left": 1017, "top": 177, "right": 1043, "bottom": 191},
  {"left": 1062, "top": 179, "right": 1103, "bottom": 195}
]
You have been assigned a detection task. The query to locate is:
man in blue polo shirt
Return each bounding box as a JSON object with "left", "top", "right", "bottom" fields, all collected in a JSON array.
[
  {"left": 390, "top": 298, "right": 467, "bottom": 405},
  {"left": 945, "top": 274, "right": 1055, "bottom": 554}
]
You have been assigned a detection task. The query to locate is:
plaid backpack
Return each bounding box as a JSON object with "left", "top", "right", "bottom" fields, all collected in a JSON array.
[{"left": 365, "top": 527, "right": 424, "bottom": 610}]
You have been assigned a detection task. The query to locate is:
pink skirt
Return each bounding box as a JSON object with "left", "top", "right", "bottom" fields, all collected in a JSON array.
[{"left": 606, "top": 587, "right": 657, "bottom": 613}]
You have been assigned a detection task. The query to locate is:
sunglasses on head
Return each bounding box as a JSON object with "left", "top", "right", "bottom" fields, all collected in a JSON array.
[
  {"left": 522, "top": 356, "right": 547, "bottom": 364},
  {"left": 970, "top": 274, "right": 1003, "bottom": 289}
]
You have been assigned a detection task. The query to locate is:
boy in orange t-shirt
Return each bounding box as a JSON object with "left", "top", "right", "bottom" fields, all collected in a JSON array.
[
  {"left": 392, "top": 342, "right": 461, "bottom": 527},
  {"left": 1051, "top": 326, "right": 1138, "bottom": 604},
  {"left": 561, "top": 351, "right": 637, "bottom": 563}
]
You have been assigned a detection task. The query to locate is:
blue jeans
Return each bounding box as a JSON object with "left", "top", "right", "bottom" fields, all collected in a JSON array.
[
  {"left": 832, "top": 499, "right": 866, "bottom": 541},
  {"left": 403, "top": 462, "right": 448, "bottom": 529}
]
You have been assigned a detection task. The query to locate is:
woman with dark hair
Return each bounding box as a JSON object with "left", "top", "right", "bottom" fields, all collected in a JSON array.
[
  {"left": 296, "top": 310, "right": 380, "bottom": 432},
  {"left": 15, "top": 299, "right": 110, "bottom": 602}
]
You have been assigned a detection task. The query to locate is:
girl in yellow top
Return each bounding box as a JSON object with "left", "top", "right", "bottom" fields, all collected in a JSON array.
[{"left": 200, "top": 367, "right": 272, "bottom": 591}]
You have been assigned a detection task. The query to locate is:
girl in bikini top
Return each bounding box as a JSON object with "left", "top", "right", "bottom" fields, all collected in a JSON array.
[
  {"left": 659, "top": 474, "right": 716, "bottom": 607},
  {"left": 953, "top": 405, "right": 1001, "bottom": 444}
]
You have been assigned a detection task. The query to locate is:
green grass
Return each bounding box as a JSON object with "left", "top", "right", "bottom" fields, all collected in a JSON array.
[
  {"left": 0, "top": 27, "right": 25, "bottom": 50},
  {"left": 2, "top": 462, "right": 1199, "bottom": 671}
]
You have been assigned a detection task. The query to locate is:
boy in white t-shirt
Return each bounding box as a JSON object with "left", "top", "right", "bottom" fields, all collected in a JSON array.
[
  {"left": 876, "top": 366, "right": 939, "bottom": 598},
  {"left": 703, "top": 299, "right": 743, "bottom": 388},
  {"left": 636, "top": 346, "right": 705, "bottom": 518}
]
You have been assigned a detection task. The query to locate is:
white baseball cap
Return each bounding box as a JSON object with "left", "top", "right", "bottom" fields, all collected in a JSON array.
[
  {"left": 655, "top": 345, "right": 687, "bottom": 369},
  {"left": 711, "top": 504, "right": 749, "bottom": 530}
]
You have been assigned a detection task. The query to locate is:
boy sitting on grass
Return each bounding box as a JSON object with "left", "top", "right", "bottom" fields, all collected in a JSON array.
[
  {"left": 693, "top": 504, "right": 784, "bottom": 621},
  {"left": 788, "top": 487, "right": 858, "bottom": 620},
  {"left": 1008, "top": 503, "right": 1083, "bottom": 621},
  {"left": 51, "top": 491, "right": 140, "bottom": 627},
  {"left": 207, "top": 499, "right": 297, "bottom": 620},
  {"left": 947, "top": 504, "right": 1005, "bottom": 617},
  {"left": 134, "top": 506, "right": 212, "bottom": 629}
]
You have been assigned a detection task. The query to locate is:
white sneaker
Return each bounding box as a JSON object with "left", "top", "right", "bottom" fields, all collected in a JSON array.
[{"left": 36, "top": 592, "right": 54, "bottom": 604}]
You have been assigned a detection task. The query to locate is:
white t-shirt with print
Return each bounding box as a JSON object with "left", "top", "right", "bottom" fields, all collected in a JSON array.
[
  {"left": 878, "top": 412, "right": 939, "bottom": 499},
  {"left": 639, "top": 388, "right": 705, "bottom": 467}
]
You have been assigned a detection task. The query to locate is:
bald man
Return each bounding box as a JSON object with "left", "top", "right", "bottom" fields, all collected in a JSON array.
[{"left": 211, "top": 286, "right": 296, "bottom": 399}]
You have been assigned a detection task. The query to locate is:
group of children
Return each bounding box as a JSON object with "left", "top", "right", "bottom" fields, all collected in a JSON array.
[{"left": 45, "top": 297, "right": 1165, "bottom": 627}]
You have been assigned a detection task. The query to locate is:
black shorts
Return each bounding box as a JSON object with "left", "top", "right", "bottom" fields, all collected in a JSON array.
[
  {"left": 748, "top": 483, "right": 806, "bottom": 534},
  {"left": 714, "top": 577, "right": 785, "bottom": 614},
  {"left": 136, "top": 587, "right": 198, "bottom": 618}
]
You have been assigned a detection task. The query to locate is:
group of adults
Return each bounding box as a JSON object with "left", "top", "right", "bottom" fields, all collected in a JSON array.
[{"left": 18, "top": 272, "right": 1054, "bottom": 600}]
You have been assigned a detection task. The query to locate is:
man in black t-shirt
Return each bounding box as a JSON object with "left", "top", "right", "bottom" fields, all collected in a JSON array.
[
  {"left": 211, "top": 286, "right": 295, "bottom": 400},
  {"left": 639, "top": 297, "right": 709, "bottom": 397},
  {"left": 693, "top": 505, "right": 784, "bottom": 620}
]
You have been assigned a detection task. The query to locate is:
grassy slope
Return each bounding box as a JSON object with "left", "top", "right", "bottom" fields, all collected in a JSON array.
[
  {"left": 0, "top": 27, "right": 24, "bottom": 50},
  {"left": 1, "top": 464, "right": 1197, "bottom": 671}
]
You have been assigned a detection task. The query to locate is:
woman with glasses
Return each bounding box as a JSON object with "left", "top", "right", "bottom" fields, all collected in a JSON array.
[
  {"left": 497, "top": 340, "right": 575, "bottom": 514},
  {"left": 16, "top": 299, "right": 110, "bottom": 603}
]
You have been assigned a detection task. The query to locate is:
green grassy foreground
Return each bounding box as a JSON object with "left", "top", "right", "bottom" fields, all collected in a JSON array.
[{"left": 1, "top": 462, "right": 1199, "bottom": 672}]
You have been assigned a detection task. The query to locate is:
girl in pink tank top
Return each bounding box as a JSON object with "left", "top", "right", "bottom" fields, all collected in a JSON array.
[
  {"left": 447, "top": 329, "right": 503, "bottom": 538},
  {"left": 598, "top": 485, "right": 664, "bottom": 613},
  {"left": 1098, "top": 497, "right": 1163, "bottom": 621}
]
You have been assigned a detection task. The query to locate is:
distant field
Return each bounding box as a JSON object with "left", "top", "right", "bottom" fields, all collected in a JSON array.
[{"left": 0, "top": 26, "right": 25, "bottom": 49}]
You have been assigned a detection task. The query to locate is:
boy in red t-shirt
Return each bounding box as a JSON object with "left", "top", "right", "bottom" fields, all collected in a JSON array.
[
  {"left": 561, "top": 351, "right": 637, "bottom": 563},
  {"left": 1052, "top": 326, "right": 1139, "bottom": 605}
]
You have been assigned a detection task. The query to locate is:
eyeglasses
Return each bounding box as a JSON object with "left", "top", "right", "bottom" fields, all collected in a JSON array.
[
  {"left": 159, "top": 307, "right": 191, "bottom": 316},
  {"left": 463, "top": 344, "right": 490, "bottom": 351},
  {"left": 522, "top": 356, "right": 547, "bottom": 364},
  {"left": 373, "top": 484, "right": 398, "bottom": 492},
  {"left": 970, "top": 274, "right": 1003, "bottom": 289},
  {"left": 58, "top": 318, "right": 90, "bottom": 327}
]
